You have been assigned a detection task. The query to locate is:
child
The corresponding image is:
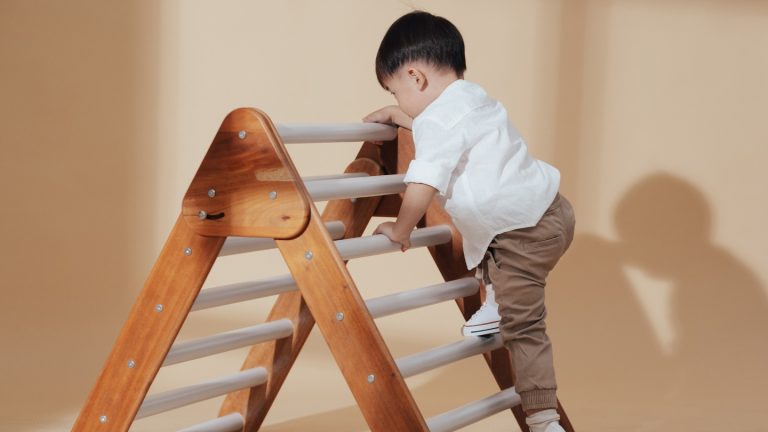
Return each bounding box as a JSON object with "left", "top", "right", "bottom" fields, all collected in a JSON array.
[{"left": 364, "top": 11, "right": 575, "bottom": 432}]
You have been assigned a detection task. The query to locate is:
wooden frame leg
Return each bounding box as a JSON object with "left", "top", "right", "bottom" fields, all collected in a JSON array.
[
  {"left": 219, "top": 157, "right": 392, "bottom": 431},
  {"left": 73, "top": 217, "right": 224, "bottom": 431}
]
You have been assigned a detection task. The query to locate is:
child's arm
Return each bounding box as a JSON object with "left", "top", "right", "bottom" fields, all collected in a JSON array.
[
  {"left": 363, "top": 105, "right": 413, "bottom": 130},
  {"left": 373, "top": 182, "right": 437, "bottom": 251}
]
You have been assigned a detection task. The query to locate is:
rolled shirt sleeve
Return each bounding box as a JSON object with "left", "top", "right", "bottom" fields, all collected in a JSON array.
[{"left": 403, "top": 118, "right": 467, "bottom": 196}]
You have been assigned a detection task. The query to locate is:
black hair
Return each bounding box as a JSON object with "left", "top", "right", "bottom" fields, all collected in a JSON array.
[{"left": 375, "top": 11, "right": 466, "bottom": 86}]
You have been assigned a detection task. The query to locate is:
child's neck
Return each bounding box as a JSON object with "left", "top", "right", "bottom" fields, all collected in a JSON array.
[{"left": 422, "top": 71, "right": 461, "bottom": 108}]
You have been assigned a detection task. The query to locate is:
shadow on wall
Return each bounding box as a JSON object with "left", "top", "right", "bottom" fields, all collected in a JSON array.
[{"left": 548, "top": 173, "right": 768, "bottom": 430}]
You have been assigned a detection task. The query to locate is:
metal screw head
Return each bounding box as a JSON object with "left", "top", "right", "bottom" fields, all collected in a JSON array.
[
  {"left": 155, "top": 304, "right": 164, "bottom": 312},
  {"left": 198, "top": 210, "right": 208, "bottom": 220},
  {"left": 268, "top": 191, "right": 277, "bottom": 200},
  {"left": 99, "top": 415, "right": 108, "bottom": 424},
  {"left": 184, "top": 247, "right": 192, "bottom": 256},
  {"left": 207, "top": 188, "right": 216, "bottom": 198},
  {"left": 335, "top": 312, "right": 344, "bottom": 321},
  {"left": 350, "top": 198, "right": 357, "bottom": 203},
  {"left": 127, "top": 359, "right": 136, "bottom": 369},
  {"left": 367, "top": 374, "right": 375, "bottom": 383},
  {"left": 238, "top": 130, "right": 247, "bottom": 139},
  {"left": 304, "top": 251, "right": 313, "bottom": 260}
]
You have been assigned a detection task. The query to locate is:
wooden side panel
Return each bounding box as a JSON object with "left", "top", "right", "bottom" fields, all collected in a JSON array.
[
  {"left": 183, "top": 108, "right": 310, "bottom": 239},
  {"left": 72, "top": 217, "right": 225, "bottom": 431},
  {"left": 324, "top": 158, "right": 384, "bottom": 239},
  {"left": 219, "top": 157, "right": 386, "bottom": 431},
  {"left": 218, "top": 288, "right": 313, "bottom": 431},
  {"left": 276, "top": 204, "right": 428, "bottom": 431},
  {"left": 74, "top": 108, "right": 306, "bottom": 431}
]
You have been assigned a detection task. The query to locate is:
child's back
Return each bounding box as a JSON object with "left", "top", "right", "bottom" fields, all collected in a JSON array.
[
  {"left": 364, "top": 11, "right": 574, "bottom": 432},
  {"left": 405, "top": 78, "right": 560, "bottom": 269}
]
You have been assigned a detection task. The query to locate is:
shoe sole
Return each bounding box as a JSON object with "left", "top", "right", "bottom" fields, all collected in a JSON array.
[{"left": 462, "top": 321, "right": 500, "bottom": 337}]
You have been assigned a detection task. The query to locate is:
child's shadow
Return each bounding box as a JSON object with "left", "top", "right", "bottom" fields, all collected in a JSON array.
[{"left": 549, "top": 173, "right": 768, "bottom": 430}]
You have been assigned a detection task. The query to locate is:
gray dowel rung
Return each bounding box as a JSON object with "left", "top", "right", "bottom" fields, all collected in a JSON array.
[
  {"left": 426, "top": 387, "right": 521, "bottom": 432},
  {"left": 336, "top": 225, "right": 452, "bottom": 260},
  {"left": 136, "top": 368, "right": 267, "bottom": 419},
  {"left": 397, "top": 335, "right": 503, "bottom": 379},
  {"left": 305, "top": 174, "right": 406, "bottom": 202},
  {"left": 164, "top": 319, "right": 294, "bottom": 366},
  {"left": 195, "top": 226, "right": 452, "bottom": 312},
  {"left": 192, "top": 225, "right": 451, "bottom": 311},
  {"left": 192, "top": 275, "right": 297, "bottom": 312},
  {"left": 177, "top": 413, "right": 244, "bottom": 432},
  {"left": 276, "top": 122, "right": 397, "bottom": 144},
  {"left": 220, "top": 220, "right": 345, "bottom": 256},
  {"left": 367, "top": 278, "right": 479, "bottom": 319},
  {"left": 301, "top": 172, "right": 369, "bottom": 182}
]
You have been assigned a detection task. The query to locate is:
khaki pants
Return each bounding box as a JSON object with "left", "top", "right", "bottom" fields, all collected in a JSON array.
[{"left": 482, "top": 193, "right": 575, "bottom": 411}]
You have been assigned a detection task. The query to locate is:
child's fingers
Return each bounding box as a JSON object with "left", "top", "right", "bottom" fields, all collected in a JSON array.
[{"left": 363, "top": 113, "right": 384, "bottom": 123}]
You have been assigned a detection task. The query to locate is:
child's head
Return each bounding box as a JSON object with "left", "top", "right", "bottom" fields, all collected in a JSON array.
[{"left": 375, "top": 11, "right": 466, "bottom": 117}]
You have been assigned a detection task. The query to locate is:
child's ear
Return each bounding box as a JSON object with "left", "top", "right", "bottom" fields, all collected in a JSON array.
[{"left": 407, "top": 67, "right": 428, "bottom": 91}]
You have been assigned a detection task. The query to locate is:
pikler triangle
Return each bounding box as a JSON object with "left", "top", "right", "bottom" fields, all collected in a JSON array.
[{"left": 72, "top": 108, "right": 575, "bottom": 432}]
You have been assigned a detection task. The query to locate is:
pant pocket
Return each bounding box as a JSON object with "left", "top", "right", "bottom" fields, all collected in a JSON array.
[{"left": 524, "top": 235, "right": 563, "bottom": 251}]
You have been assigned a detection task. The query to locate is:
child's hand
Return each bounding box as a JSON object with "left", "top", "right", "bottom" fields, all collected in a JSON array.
[
  {"left": 363, "top": 105, "right": 399, "bottom": 125},
  {"left": 363, "top": 106, "right": 413, "bottom": 132},
  {"left": 373, "top": 221, "right": 411, "bottom": 252}
]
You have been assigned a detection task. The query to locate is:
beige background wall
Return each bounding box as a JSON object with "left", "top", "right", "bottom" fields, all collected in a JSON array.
[{"left": 1, "top": 1, "right": 766, "bottom": 431}]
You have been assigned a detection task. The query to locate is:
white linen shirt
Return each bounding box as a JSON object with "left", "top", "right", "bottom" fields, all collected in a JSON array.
[{"left": 403, "top": 79, "right": 560, "bottom": 270}]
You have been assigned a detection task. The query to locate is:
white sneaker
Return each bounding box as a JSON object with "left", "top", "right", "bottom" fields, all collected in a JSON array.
[
  {"left": 461, "top": 284, "right": 500, "bottom": 336},
  {"left": 543, "top": 422, "right": 565, "bottom": 432},
  {"left": 527, "top": 420, "right": 565, "bottom": 432},
  {"left": 526, "top": 409, "right": 564, "bottom": 432}
]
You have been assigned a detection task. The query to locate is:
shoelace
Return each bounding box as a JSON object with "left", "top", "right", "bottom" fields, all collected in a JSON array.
[{"left": 469, "top": 302, "right": 498, "bottom": 320}]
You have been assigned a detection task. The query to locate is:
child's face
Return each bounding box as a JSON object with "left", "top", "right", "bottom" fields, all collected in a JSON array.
[{"left": 382, "top": 66, "right": 431, "bottom": 118}]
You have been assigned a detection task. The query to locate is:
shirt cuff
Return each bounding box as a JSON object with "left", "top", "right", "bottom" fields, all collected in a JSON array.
[{"left": 403, "top": 159, "right": 451, "bottom": 196}]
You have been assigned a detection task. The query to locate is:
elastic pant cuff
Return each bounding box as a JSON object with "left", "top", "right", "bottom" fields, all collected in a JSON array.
[{"left": 520, "top": 389, "right": 558, "bottom": 411}]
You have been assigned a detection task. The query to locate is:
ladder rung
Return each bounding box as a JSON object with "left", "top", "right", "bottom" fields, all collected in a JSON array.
[
  {"left": 220, "top": 220, "right": 346, "bottom": 256},
  {"left": 276, "top": 122, "right": 397, "bottom": 144},
  {"left": 301, "top": 172, "right": 369, "bottom": 182},
  {"left": 426, "top": 387, "right": 521, "bottom": 432},
  {"left": 397, "top": 335, "right": 504, "bottom": 378},
  {"left": 367, "top": 278, "right": 479, "bottom": 319},
  {"left": 336, "top": 225, "right": 452, "bottom": 260},
  {"left": 305, "top": 174, "right": 406, "bottom": 202},
  {"left": 136, "top": 368, "right": 267, "bottom": 419},
  {"left": 189, "top": 279, "right": 477, "bottom": 366},
  {"left": 164, "top": 319, "right": 294, "bottom": 366},
  {"left": 178, "top": 412, "right": 244, "bottom": 432},
  {"left": 196, "top": 226, "right": 452, "bottom": 311},
  {"left": 192, "top": 275, "right": 296, "bottom": 311}
]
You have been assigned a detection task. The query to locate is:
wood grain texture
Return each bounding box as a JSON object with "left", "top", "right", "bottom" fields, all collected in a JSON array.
[
  {"left": 276, "top": 204, "right": 428, "bottom": 431},
  {"left": 74, "top": 108, "right": 307, "bottom": 432},
  {"left": 219, "top": 157, "right": 386, "bottom": 431},
  {"left": 183, "top": 108, "right": 310, "bottom": 239},
  {"left": 377, "top": 128, "right": 575, "bottom": 432},
  {"left": 72, "top": 217, "right": 225, "bottom": 431}
]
